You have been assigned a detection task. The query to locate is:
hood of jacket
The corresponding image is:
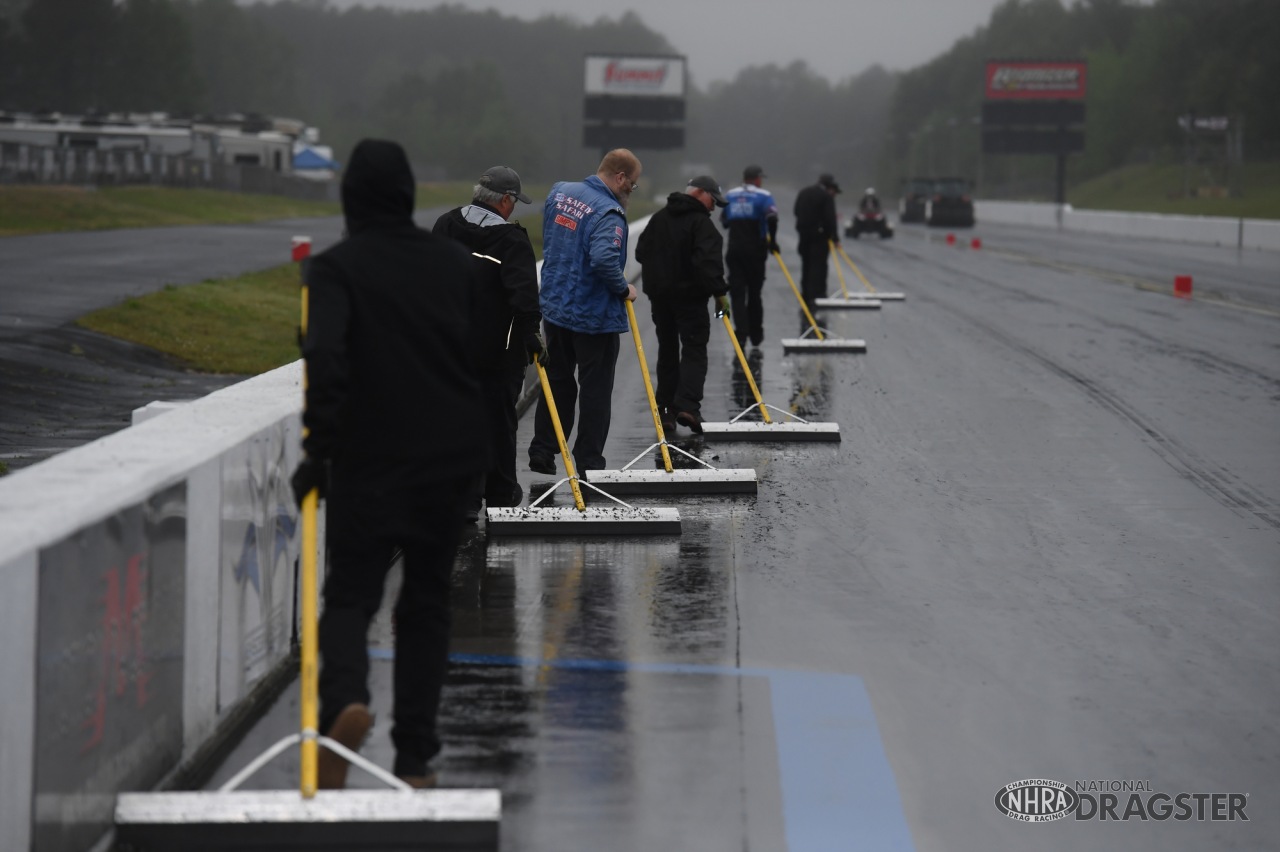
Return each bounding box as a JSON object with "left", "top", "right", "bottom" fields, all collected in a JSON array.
[
  {"left": 341, "top": 139, "right": 416, "bottom": 235},
  {"left": 433, "top": 204, "right": 523, "bottom": 253},
  {"left": 663, "top": 191, "right": 710, "bottom": 219}
]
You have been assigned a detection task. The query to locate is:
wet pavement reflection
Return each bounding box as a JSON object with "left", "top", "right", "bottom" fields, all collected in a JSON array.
[{"left": 440, "top": 524, "right": 761, "bottom": 850}]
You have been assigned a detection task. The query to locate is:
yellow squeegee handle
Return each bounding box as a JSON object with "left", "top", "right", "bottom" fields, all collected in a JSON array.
[
  {"left": 298, "top": 280, "right": 319, "bottom": 799},
  {"left": 720, "top": 311, "right": 772, "bottom": 424},
  {"left": 829, "top": 240, "right": 851, "bottom": 299},
  {"left": 837, "top": 243, "right": 878, "bottom": 294},
  {"left": 300, "top": 489, "right": 319, "bottom": 798},
  {"left": 535, "top": 359, "right": 586, "bottom": 511},
  {"left": 624, "top": 299, "right": 674, "bottom": 473},
  {"left": 772, "top": 250, "right": 824, "bottom": 340}
]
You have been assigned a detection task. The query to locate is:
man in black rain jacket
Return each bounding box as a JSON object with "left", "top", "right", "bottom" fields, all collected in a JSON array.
[
  {"left": 291, "top": 138, "right": 489, "bottom": 789},
  {"left": 433, "top": 166, "right": 544, "bottom": 515},
  {"left": 635, "top": 176, "right": 731, "bottom": 434},
  {"left": 793, "top": 173, "right": 842, "bottom": 329}
]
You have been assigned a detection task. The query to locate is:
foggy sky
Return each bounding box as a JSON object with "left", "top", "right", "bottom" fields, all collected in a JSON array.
[{"left": 332, "top": 0, "right": 1009, "bottom": 86}]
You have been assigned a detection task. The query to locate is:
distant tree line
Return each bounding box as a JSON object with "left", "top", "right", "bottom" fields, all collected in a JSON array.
[
  {"left": 0, "top": 0, "right": 1273, "bottom": 196},
  {"left": 0, "top": 0, "right": 894, "bottom": 189}
]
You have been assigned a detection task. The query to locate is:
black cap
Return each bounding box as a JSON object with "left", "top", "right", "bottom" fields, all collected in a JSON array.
[
  {"left": 744, "top": 164, "right": 765, "bottom": 180},
  {"left": 687, "top": 175, "right": 728, "bottom": 207},
  {"left": 479, "top": 166, "right": 532, "bottom": 204},
  {"left": 818, "top": 173, "right": 842, "bottom": 193}
]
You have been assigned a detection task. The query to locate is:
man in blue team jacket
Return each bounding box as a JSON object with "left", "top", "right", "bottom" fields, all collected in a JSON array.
[
  {"left": 721, "top": 165, "right": 779, "bottom": 348},
  {"left": 528, "top": 149, "right": 642, "bottom": 476}
]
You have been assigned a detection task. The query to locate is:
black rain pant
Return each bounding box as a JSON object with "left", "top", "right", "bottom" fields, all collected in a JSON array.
[
  {"left": 798, "top": 235, "right": 829, "bottom": 332},
  {"left": 650, "top": 292, "right": 711, "bottom": 417},
  {"left": 727, "top": 248, "right": 767, "bottom": 346},
  {"left": 319, "top": 460, "right": 472, "bottom": 778},
  {"left": 529, "top": 319, "right": 621, "bottom": 473}
]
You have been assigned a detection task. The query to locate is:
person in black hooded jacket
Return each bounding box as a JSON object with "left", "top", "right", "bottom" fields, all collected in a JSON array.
[
  {"left": 290, "top": 138, "right": 489, "bottom": 790},
  {"left": 432, "top": 166, "right": 543, "bottom": 517},
  {"left": 635, "top": 176, "right": 731, "bottom": 433},
  {"left": 793, "top": 173, "right": 842, "bottom": 329}
]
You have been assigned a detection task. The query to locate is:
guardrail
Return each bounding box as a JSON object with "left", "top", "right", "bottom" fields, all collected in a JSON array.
[
  {"left": 973, "top": 200, "right": 1280, "bottom": 252},
  {"left": 0, "top": 363, "right": 314, "bottom": 852}
]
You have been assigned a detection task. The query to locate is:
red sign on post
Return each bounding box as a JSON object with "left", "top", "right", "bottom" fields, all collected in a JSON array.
[{"left": 985, "top": 61, "right": 1087, "bottom": 100}]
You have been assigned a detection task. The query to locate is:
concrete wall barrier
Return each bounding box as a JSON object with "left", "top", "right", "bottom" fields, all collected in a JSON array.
[
  {"left": 973, "top": 200, "right": 1279, "bottom": 252},
  {"left": 972, "top": 200, "right": 1063, "bottom": 229},
  {"left": 0, "top": 362, "right": 315, "bottom": 852},
  {"left": 1242, "top": 217, "right": 1280, "bottom": 252}
]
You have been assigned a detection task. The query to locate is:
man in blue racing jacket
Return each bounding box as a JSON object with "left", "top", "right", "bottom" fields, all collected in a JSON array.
[
  {"left": 720, "top": 164, "right": 779, "bottom": 348},
  {"left": 528, "top": 148, "right": 642, "bottom": 476}
]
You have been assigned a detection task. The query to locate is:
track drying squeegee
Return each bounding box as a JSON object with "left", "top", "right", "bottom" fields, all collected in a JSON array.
[
  {"left": 586, "top": 301, "right": 758, "bottom": 495},
  {"left": 699, "top": 313, "right": 841, "bottom": 442},
  {"left": 815, "top": 240, "right": 882, "bottom": 310},
  {"left": 824, "top": 242, "right": 906, "bottom": 301},
  {"left": 487, "top": 359, "right": 681, "bottom": 535},
  {"left": 773, "top": 250, "right": 868, "bottom": 354}
]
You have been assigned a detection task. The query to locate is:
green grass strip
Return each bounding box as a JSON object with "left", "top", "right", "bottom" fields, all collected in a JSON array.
[
  {"left": 1068, "top": 162, "right": 1280, "bottom": 220},
  {"left": 0, "top": 185, "right": 339, "bottom": 236},
  {"left": 77, "top": 264, "right": 305, "bottom": 375},
  {"left": 72, "top": 190, "right": 658, "bottom": 375}
]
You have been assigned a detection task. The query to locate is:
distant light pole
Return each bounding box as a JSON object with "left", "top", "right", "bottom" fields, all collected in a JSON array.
[
  {"left": 920, "top": 125, "right": 934, "bottom": 174},
  {"left": 972, "top": 116, "right": 983, "bottom": 193},
  {"left": 947, "top": 117, "right": 958, "bottom": 174}
]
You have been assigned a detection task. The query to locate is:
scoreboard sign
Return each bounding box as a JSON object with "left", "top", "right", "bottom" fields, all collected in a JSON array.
[
  {"left": 985, "top": 60, "right": 1087, "bottom": 100},
  {"left": 583, "top": 54, "right": 687, "bottom": 151},
  {"left": 981, "top": 59, "right": 1087, "bottom": 204}
]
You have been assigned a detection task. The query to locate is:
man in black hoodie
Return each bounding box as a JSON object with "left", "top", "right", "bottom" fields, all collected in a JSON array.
[
  {"left": 290, "top": 139, "right": 489, "bottom": 789},
  {"left": 635, "top": 176, "right": 731, "bottom": 434},
  {"left": 793, "top": 173, "right": 842, "bottom": 329},
  {"left": 433, "top": 166, "right": 544, "bottom": 517}
]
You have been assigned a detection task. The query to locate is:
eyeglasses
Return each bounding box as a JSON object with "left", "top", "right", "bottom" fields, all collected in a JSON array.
[{"left": 618, "top": 173, "right": 638, "bottom": 193}]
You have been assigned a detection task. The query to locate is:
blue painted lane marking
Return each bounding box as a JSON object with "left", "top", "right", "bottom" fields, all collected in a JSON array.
[
  {"left": 369, "top": 651, "right": 915, "bottom": 852},
  {"left": 770, "top": 671, "right": 915, "bottom": 851}
]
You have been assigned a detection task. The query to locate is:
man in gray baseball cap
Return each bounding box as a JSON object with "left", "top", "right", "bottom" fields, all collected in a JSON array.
[
  {"left": 478, "top": 165, "right": 532, "bottom": 204},
  {"left": 433, "top": 165, "right": 542, "bottom": 519},
  {"left": 686, "top": 174, "right": 727, "bottom": 208}
]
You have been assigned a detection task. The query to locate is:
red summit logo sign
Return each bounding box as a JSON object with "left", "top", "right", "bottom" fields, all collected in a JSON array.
[
  {"left": 604, "top": 61, "right": 667, "bottom": 88},
  {"left": 985, "top": 61, "right": 1087, "bottom": 100}
]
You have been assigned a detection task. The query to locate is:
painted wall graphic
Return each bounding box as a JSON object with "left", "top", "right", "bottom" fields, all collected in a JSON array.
[
  {"left": 218, "top": 420, "right": 302, "bottom": 710},
  {"left": 33, "top": 484, "right": 187, "bottom": 852}
]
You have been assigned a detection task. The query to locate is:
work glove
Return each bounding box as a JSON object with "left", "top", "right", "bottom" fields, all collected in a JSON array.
[
  {"left": 767, "top": 238, "right": 781, "bottom": 254},
  {"left": 525, "top": 330, "right": 548, "bottom": 366},
  {"left": 715, "top": 295, "right": 731, "bottom": 319},
  {"left": 290, "top": 455, "right": 330, "bottom": 507}
]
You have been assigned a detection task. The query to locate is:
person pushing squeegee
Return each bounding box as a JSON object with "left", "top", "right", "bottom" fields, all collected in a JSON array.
[
  {"left": 486, "top": 356, "right": 681, "bottom": 535},
  {"left": 585, "top": 299, "right": 758, "bottom": 494},
  {"left": 816, "top": 240, "right": 907, "bottom": 306},
  {"left": 116, "top": 213, "right": 501, "bottom": 848},
  {"left": 699, "top": 302, "right": 841, "bottom": 442},
  {"left": 773, "top": 249, "right": 868, "bottom": 353}
]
